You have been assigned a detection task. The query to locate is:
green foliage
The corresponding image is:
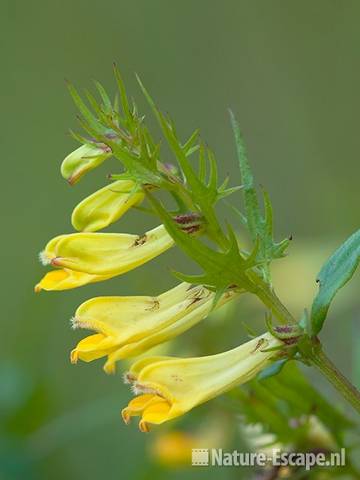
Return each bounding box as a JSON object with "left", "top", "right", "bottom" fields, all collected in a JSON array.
[
  {"left": 310, "top": 229, "right": 360, "bottom": 335},
  {"left": 137, "top": 75, "right": 240, "bottom": 243},
  {"left": 230, "top": 111, "right": 290, "bottom": 283},
  {"left": 146, "top": 192, "right": 258, "bottom": 295}
]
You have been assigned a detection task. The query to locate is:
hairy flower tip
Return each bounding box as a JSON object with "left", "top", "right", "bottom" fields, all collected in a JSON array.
[
  {"left": 131, "top": 382, "right": 160, "bottom": 396},
  {"left": 123, "top": 372, "right": 137, "bottom": 384},
  {"left": 38, "top": 250, "right": 51, "bottom": 266},
  {"left": 70, "top": 316, "right": 79, "bottom": 330}
]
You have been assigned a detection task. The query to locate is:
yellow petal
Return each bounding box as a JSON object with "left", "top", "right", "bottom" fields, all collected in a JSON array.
[
  {"left": 49, "top": 225, "right": 174, "bottom": 275},
  {"left": 140, "top": 398, "right": 172, "bottom": 431},
  {"left": 121, "top": 394, "right": 162, "bottom": 424},
  {"left": 71, "top": 179, "right": 145, "bottom": 232},
  {"left": 34, "top": 269, "right": 114, "bottom": 291},
  {"left": 61, "top": 144, "right": 112, "bottom": 185},
  {"left": 70, "top": 333, "right": 118, "bottom": 363}
]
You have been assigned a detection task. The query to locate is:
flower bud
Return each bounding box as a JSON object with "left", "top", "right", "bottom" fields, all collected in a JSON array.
[
  {"left": 71, "top": 180, "right": 145, "bottom": 232},
  {"left": 173, "top": 212, "right": 204, "bottom": 235},
  {"left": 61, "top": 143, "right": 112, "bottom": 185}
]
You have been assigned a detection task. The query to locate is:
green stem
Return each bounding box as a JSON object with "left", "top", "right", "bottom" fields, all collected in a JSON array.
[
  {"left": 248, "top": 271, "right": 295, "bottom": 325},
  {"left": 309, "top": 343, "right": 360, "bottom": 415},
  {"left": 248, "top": 270, "right": 360, "bottom": 415}
]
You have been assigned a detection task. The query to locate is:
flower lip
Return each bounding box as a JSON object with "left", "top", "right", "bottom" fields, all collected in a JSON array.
[
  {"left": 50, "top": 257, "right": 64, "bottom": 267},
  {"left": 127, "top": 372, "right": 174, "bottom": 405},
  {"left": 121, "top": 393, "right": 173, "bottom": 432},
  {"left": 124, "top": 365, "right": 174, "bottom": 404},
  {"left": 123, "top": 372, "right": 137, "bottom": 384},
  {"left": 67, "top": 171, "right": 83, "bottom": 185}
]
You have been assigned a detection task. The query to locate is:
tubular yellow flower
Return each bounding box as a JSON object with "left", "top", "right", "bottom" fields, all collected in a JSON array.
[
  {"left": 70, "top": 283, "right": 240, "bottom": 373},
  {"left": 71, "top": 179, "right": 145, "bottom": 232},
  {"left": 61, "top": 143, "right": 112, "bottom": 185},
  {"left": 39, "top": 225, "right": 174, "bottom": 276},
  {"left": 122, "top": 332, "right": 283, "bottom": 432}
]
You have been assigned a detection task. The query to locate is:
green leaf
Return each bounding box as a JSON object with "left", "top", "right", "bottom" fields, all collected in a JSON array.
[
  {"left": 113, "top": 64, "right": 131, "bottom": 124},
  {"left": 230, "top": 110, "right": 290, "bottom": 282},
  {"left": 310, "top": 229, "right": 360, "bottom": 335},
  {"left": 146, "top": 192, "right": 258, "bottom": 292},
  {"left": 257, "top": 358, "right": 288, "bottom": 380},
  {"left": 66, "top": 81, "right": 106, "bottom": 134},
  {"left": 94, "top": 80, "right": 112, "bottom": 114},
  {"left": 229, "top": 359, "right": 352, "bottom": 447},
  {"left": 229, "top": 110, "right": 261, "bottom": 231},
  {"left": 137, "top": 75, "right": 233, "bottom": 246},
  {"left": 260, "top": 362, "right": 352, "bottom": 437}
]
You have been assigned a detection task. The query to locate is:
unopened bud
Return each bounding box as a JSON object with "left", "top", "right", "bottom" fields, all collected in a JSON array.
[
  {"left": 159, "top": 162, "right": 178, "bottom": 177},
  {"left": 173, "top": 212, "right": 205, "bottom": 235},
  {"left": 61, "top": 143, "right": 112, "bottom": 185},
  {"left": 273, "top": 324, "right": 303, "bottom": 345}
]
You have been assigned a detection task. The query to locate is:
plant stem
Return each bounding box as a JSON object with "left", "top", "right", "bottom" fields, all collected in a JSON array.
[
  {"left": 248, "top": 272, "right": 295, "bottom": 325},
  {"left": 249, "top": 272, "right": 360, "bottom": 414},
  {"left": 309, "top": 344, "right": 360, "bottom": 415}
]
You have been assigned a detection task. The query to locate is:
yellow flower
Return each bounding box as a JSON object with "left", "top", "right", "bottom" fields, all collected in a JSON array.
[
  {"left": 71, "top": 179, "right": 145, "bottom": 232},
  {"left": 61, "top": 143, "right": 112, "bottom": 185},
  {"left": 36, "top": 234, "right": 115, "bottom": 291},
  {"left": 150, "top": 420, "right": 227, "bottom": 466},
  {"left": 150, "top": 431, "right": 196, "bottom": 466},
  {"left": 122, "top": 332, "right": 282, "bottom": 432},
  {"left": 70, "top": 283, "right": 240, "bottom": 373},
  {"left": 38, "top": 225, "right": 174, "bottom": 278}
]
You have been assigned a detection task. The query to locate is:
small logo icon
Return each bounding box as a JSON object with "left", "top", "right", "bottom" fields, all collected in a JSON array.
[{"left": 192, "top": 449, "right": 209, "bottom": 466}]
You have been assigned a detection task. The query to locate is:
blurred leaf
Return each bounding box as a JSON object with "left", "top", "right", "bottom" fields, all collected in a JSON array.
[
  {"left": 256, "top": 358, "right": 288, "bottom": 380},
  {"left": 0, "top": 439, "right": 36, "bottom": 480},
  {"left": 259, "top": 362, "right": 352, "bottom": 439},
  {"left": 0, "top": 364, "right": 33, "bottom": 420},
  {"left": 310, "top": 229, "right": 360, "bottom": 335},
  {"left": 231, "top": 361, "right": 352, "bottom": 448}
]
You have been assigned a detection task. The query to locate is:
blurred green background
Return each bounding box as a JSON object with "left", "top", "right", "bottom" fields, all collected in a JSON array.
[{"left": 3, "top": 0, "right": 360, "bottom": 478}]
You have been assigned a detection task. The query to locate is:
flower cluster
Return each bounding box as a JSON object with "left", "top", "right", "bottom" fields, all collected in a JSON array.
[{"left": 36, "top": 68, "right": 290, "bottom": 431}]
